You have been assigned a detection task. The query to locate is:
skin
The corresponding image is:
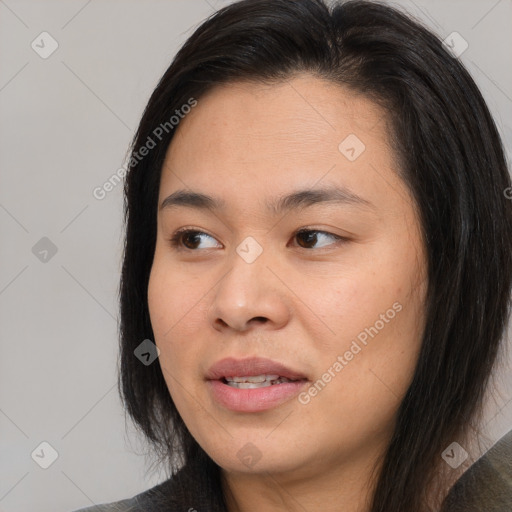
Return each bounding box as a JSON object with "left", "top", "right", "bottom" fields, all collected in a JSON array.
[{"left": 147, "top": 74, "right": 428, "bottom": 512}]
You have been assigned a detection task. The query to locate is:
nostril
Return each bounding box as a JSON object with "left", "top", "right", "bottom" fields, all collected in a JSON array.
[
  {"left": 251, "top": 316, "right": 268, "bottom": 323},
  {"left": 213, "top": 316, "right": 268, "bottom": 330}
]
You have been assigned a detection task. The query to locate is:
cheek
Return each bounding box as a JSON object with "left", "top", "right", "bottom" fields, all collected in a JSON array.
[
  {"left": 302, "top": 294, "right": 423, "bottom": 445},
  {"left": 147, "top": 258, "right": 197, "bottom": 372},
  {"left": 309, "top": 271, "right": 398, "bottom": 350},
  {"left": 147, "top": 264, "right": 200, "bottom": 418},
  {"left": 310, "top": 254, "right": 426, "bottom": 404},
  {"left": 147, "top": 248, "right": 208, "bottom": 337},
  {"left": 147, "top": 251, "right": 225, "bottom": 404}
]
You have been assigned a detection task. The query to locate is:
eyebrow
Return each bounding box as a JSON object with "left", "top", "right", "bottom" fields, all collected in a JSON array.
[{"left": 159, "top": 185, "right": 375, "bottom": 215}]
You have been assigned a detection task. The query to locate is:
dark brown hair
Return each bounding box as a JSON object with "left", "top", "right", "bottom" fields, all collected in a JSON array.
[{"left": 118, "top": 1, "right": 512, "bottom": 510}]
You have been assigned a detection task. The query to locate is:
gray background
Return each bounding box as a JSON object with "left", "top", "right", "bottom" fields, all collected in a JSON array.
[{"left": 0, "top": 0, "right": 511, "bottom": 511}]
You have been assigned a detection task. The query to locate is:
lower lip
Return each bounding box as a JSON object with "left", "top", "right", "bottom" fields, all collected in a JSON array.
[{"left": 207, "top": 379, "right": 308, "bottom": 412}]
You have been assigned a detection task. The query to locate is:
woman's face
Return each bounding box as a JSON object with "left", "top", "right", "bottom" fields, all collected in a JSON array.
[{"left": 148, "top": 74, "right": 427, "bottom": 478}]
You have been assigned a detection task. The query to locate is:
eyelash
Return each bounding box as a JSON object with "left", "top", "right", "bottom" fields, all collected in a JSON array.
[{"left": 167, "top": 227, "right": 348, "bottom": 252}]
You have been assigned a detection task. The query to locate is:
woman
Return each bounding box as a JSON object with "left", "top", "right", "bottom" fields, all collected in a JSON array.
[{"left": 75, "top": 0, "right": 512, "bottom": 510}]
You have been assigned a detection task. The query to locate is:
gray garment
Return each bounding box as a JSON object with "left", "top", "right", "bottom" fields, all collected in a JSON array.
[
  {"left": 73, "top": 497, "right": 138, "bottom": 512},
  {"left": 73, "top": 429, "right": 512, "bottom": 512},
  {"left": 440, "top": 428, "right": 512, "bottom": 512},
  {"left": 72, "top": 449, "right": 224, "bottom": 512}
]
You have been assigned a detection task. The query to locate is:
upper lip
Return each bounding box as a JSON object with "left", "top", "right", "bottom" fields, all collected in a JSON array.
[{"left": 206, "top": 357, "right": 308, "bottom": 381}]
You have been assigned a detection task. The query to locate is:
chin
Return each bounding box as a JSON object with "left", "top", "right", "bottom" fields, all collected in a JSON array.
[{"left": 204, "top": 439, "right": 308, "bottom": 476}]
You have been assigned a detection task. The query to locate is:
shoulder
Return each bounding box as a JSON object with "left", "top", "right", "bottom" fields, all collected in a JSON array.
[
  {"left": 69, "top": 452, "right": 224, "bottom": 512},
  {"left": 441, "top": 428, "right": 512, "bottom": 511},
  {"left": 70, "top": 477, "right": 176, "bottom": 512},
  {"left": 72, "top": 497, "right": 137, "bottom": 512}
]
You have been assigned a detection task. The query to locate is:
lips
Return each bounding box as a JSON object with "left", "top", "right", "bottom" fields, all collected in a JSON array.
[
  {"left": 206, "top": 356, "right": 309, "bottom": 412},
  {"left": 205, "top": 356, "right": 308, "bottom": 382}
]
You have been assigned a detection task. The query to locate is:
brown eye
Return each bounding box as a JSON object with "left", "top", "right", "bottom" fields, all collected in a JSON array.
[
  {"left": 180, "top": 231, "right": 202, "bottom": 249},
  {"left": 294, "top": 229, "right": 344, "bottom": 249},
  {"left": 169, "top": 229, "right": 220, "bottom": 250}
]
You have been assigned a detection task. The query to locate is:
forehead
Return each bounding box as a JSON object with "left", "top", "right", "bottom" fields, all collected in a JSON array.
[
  {"left": 159, "top": 74, "right": 403, "bottom": 213},
  {"left": 168, "top": 75, "right": 387, "bottom": 156}
]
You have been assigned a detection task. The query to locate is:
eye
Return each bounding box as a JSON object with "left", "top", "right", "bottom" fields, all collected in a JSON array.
[
  {"left": 168, "top": 228, "right": 221, "bottom": 251},
  {"left": 168, "top": 227, "right": 347, "bottom": 252},
  {"left": 292, "top": 229, "right": 345, "bottom": 249}
]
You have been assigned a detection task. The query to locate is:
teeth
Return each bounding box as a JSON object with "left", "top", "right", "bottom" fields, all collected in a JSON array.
[
  {"left": 224, "top": 375, "right": 296, "bottom": 389},
  {"left": 226, "top": 374, "right": 280, "bottom": 383},
  {"left": 229, "top": 381, "right": 274, "bottom": 389}
]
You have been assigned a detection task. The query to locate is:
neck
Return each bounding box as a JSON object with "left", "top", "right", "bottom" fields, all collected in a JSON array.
[{"left": 220, "top": 448, "right": 384, "bottom": 512}]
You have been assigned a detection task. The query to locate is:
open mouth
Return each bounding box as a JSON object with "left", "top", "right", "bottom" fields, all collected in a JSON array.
[
  {"left": 221, "top": 374, "right": 306, "bottom": 389},
  {"left": 207, "top": 365, "right": 310, "bottom": 412}
]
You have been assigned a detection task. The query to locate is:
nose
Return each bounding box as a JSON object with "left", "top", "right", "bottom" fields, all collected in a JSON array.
[{"left": 207, "top": 247, "right": 291, "bottom": 333}]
